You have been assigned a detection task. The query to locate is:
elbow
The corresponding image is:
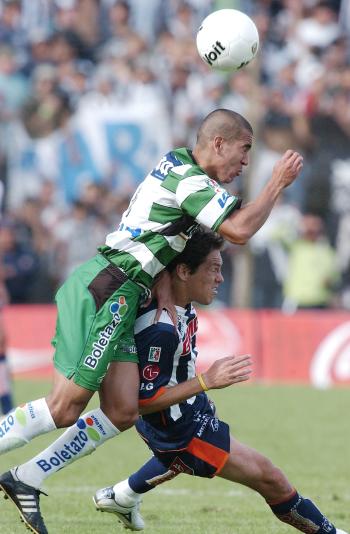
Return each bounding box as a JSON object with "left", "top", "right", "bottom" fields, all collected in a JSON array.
[
  {"left": 234, "top": 235, "right": 249, "bottom": 245},
  {"left": 218, "top": 219, "right": 251, "bottom": 245},
  {"left": 225, "top": 232, "right": 249, "bottom": 246}
]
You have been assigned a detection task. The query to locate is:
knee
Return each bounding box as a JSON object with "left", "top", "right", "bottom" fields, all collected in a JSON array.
[
  {"left": 102, "top": 405, "right": 139, "bottom": 431},
  {"left": 46, "top": 397, "right": 85, "bottom": 428},
  {"left": 260, "top": 458, "right": 291, "bottom": 495}
]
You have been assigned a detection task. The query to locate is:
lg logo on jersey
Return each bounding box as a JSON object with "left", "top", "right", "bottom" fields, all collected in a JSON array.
[
  {"left": 143, "top": 364, "right": 160, "bottom": 380},
  {"left": 140, "top": 382, "right": 154, "bottom": 391}
]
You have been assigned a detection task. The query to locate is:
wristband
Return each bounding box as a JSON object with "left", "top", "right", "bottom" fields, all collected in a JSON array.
[{"left": 197, "top": 373, "right": 209, "bottom": 391}]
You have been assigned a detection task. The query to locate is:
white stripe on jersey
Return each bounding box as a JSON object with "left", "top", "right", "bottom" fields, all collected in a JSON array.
[
  {"left": 105, "top": 233, "right": 166, "bottom": 276},
  {"left": 195, "top": 192, "right": 237, "bottom": 229},
  {"left": 134, "top": 309, "right": 173, "bottom": 336},
  {"left": 169, "top": 338, "right": 196, "bottom": 421},
  {"left": 175, "top": 174, "right": 208, "bottom": 205},
  {"left": 171, "top": 164, "right": 192, "bottom": 176}
]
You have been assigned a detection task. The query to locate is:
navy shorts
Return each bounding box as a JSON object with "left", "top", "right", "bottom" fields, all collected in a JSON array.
[{"left": 138, "top": 412, "right": 230, "bottom": 478}]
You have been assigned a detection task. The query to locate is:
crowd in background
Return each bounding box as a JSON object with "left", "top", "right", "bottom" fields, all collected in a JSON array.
[{"left": 0, "top": 0, "right": 349, "bottom": 310}]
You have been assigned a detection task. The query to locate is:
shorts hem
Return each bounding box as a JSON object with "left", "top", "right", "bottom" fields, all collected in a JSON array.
[
  {"left": 112, "top": 354, "right": 139, "bottom": 363},
  {"left": 73, "top": 373, "right": 100, "bottom": 392},
  {"left": 53, "top": 362, "right": 99, "bottom": 392}
]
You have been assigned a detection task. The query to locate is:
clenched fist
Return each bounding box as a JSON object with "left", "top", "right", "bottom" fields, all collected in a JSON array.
[{"left": 272, "top": 150, "right": 303, "bottom": 189}]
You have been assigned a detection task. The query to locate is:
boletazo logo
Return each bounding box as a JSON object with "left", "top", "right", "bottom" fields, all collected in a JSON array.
[{"left": 83, "top": 297, "right": 128, "bottom": 369}]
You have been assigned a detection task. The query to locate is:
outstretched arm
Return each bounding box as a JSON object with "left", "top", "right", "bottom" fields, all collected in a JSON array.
[
  {"left": 139, "top": 354, "right": 252, "bottom": 415},
  {"left": 218, "top": 150, "right": 303, "bottom": 244}
]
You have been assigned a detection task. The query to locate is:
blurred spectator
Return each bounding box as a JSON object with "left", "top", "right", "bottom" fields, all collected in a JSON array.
[
  {"left": 20, "top": 63, "right": 72, "bottom": 139},
  {"left": 0, "top": 0, "right": 26, "bottom": 56},
  {"left": 0, "top": 220, "right": 39, "bottom": 303},
  {"left": 282, "top": 213, "right": 341, "bottom": 311},
  {"left": 250, "top": 199, "right": 302, "bottom": 309},
  {"left": 0, "top": 44, "right": 28, "bottom": 120},
  {"left": 52, "top": 200, "right": 110, "bottom": 284}
]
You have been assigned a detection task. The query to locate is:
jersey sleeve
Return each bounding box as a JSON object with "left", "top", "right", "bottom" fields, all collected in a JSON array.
[
  {"left": 175, "top": 174, "right": 241, "bottom": 231},
  {"left": 136, "top": 324, "right": 179, "bottom": 405}
]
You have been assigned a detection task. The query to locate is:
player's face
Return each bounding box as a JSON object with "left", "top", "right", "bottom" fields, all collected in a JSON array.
[
  {"left": 216, "top": 130, "right": 252, "bottom": 184},
  {"left": 188, "top": 249, "right": 224, "bottom": 305}
]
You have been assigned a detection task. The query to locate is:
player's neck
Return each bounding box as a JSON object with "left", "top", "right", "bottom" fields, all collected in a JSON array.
[
  {"left": 193, "top": 146, "right": 219, "bottom": 183},
  {"left": 171, "top": 280, "right": 191, "bottom": 309}
]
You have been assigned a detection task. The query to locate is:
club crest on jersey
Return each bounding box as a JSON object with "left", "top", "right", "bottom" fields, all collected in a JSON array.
[
  {"left": 148, "top": 346, "right": 161, "bottom": 362},
  {"left": 205, "top": 177, "right": 223, "bottom": 193},
  {"left": 83, "top": 296, "right": 128, "bottom": 369}
]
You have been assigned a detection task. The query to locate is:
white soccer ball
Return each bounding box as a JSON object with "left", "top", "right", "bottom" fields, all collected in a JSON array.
[{"left": 196, "top": 9, "right": 259, "bottom": 72}]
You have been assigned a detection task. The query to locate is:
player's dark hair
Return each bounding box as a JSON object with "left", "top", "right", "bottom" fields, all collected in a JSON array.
[
  {"left": 167, "top": 227, "right": 224, "bottom": 274},
  {"left": 196, "top": 108, "right": 253, "bottom": 147}
]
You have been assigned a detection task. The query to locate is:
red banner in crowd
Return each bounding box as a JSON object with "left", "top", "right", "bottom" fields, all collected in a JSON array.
[{"left": 3, "top": 306, "right": 350, "bottom": 387}]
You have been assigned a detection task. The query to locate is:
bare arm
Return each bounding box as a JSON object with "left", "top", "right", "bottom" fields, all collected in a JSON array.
[
  {"left": 139, "top": 354, "right": 252, "bottom": 415},
  {"left": 218, "top": 150, "right": 303, "bottom": 244}
]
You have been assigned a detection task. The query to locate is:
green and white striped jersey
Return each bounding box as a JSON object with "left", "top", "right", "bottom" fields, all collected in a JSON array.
[{"left": 101, "top": 148, "right": 241, "bottom": 287}]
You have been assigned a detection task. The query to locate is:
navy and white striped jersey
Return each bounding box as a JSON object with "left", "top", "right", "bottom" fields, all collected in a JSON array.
[{"left": 135, "top": 300, "right": 213, "bottom": 451}]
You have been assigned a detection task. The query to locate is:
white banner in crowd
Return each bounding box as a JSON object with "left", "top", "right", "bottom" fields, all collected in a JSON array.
[{"left": 6, "top": 94, "right": 172, "bottom": 208}]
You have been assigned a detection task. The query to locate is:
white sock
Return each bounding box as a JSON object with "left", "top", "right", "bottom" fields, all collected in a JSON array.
[
  {"left": 113, "top": 479, "right": 141, "bottom": 506},
  {"left": 16, "top": 408, "right": 120, "bottom": 489},
  {"left": 0, "top": 398, "right": 56, "bottom": 454}
]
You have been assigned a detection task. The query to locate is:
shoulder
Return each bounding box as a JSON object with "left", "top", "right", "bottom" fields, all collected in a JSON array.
[{"left": 135, "top": 301, "right": 176, "bottom": 337}]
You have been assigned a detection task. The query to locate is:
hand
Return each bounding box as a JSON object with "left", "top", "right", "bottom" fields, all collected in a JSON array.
[
  {"left": 272, "top": 150, "right": 303, "bottom": 189},
  {"left": 202, "top": 354, "right": 252, "bottom": 390},
  {"left": 151, "top": 270, "right": 177, "bottom": 326}
]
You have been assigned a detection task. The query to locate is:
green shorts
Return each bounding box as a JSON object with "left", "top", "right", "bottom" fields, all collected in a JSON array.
[{"left": 52, "top": 254, "right": 144, "bottom": 391}]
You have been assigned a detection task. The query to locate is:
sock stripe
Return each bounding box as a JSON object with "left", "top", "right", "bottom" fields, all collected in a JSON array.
[{"left": 267, "top": 489, "right": 297, "bottom": 506}]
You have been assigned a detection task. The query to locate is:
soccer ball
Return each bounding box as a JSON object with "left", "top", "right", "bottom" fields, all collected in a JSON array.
[{"left": 196, "top": 9, "right": 259, "bottom": 72}]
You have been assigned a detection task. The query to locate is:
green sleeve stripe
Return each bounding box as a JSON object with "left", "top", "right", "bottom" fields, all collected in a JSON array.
[
  {"left": 180, "top": 187, "right": 216, "bottom": 218},
  {"left": 149, "top": 203, "right": 183, "bottom": 224},
  {"left": 211, "top": 197, "right": 242, "bottom": 231},
  {"left": 161, "top": 172, "right": 181, "bottom": 193}
]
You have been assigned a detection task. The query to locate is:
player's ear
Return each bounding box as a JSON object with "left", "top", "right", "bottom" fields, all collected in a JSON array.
[
  {"left": 213, "top": 135, "right": 224, "bottom": 155},
  {"left": 176, "top": 263, "right": 191, "bottom": 282}
]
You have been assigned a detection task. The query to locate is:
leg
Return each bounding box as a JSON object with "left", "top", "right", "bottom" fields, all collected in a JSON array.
[
  {"left": 218, "top": 437, "right": 339, "bottom": 534},
  {"left": 218, "top": 437, "right": 293, "bottom": 502},
  {"left": 14, "top": 361, "right": 139, "bottom": 491},
  {"left": 0, "top": 369, "right": 93, "bottom": 456},
  {"left": 0, "top": 371, "right": 94, "bottom": 534},
  {"left": 94, "top": 456, "right": 169, "bottom": 531},
  {"left": 1, "top": 257, "right": 143, "bottom": 533},
  {"left": 99, "top": 361, "right": 139, "bottom": 430},
  {"left": 46, "top": 368, "right": 94, "bottom": 427}
]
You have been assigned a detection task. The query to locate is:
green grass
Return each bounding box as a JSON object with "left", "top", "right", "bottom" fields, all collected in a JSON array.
[{"left": 1, "top": 380, "right": 350, "bottom": 533}]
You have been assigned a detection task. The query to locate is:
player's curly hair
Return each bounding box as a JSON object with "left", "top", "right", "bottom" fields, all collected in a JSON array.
[{"left": 167, "top": 227, "right": 224, "bottom": 274}]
